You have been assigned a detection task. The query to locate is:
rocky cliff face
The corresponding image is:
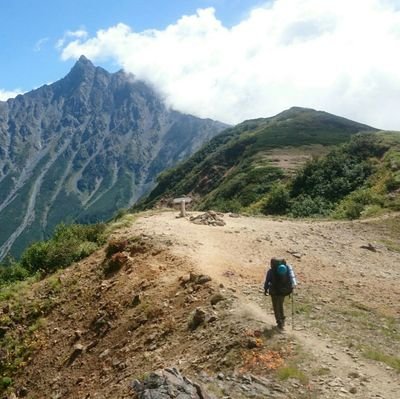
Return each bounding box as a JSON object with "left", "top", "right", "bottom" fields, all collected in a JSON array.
[{"left": 0, "top": 56, "right": 227, "bottom": 258}]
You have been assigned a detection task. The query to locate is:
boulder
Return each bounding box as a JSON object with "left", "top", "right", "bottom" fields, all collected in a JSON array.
[
  {"left": 188, "top": 308, "right": 207, "bottom": 331},
  {"left": 132, "top": 368, "right": 215, "bottom": 399}
]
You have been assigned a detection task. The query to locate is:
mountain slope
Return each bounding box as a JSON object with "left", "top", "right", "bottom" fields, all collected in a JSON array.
[
  {"left": 137, "top": 107, "right": 377, "bottom": 211},
  {"left": 0, "top": 56, "right": 227, "bottom": 259}
]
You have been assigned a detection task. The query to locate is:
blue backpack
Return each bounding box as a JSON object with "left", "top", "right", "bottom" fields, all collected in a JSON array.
[{"left": 271, "top": 258, "right": 293, "bottom": 296}]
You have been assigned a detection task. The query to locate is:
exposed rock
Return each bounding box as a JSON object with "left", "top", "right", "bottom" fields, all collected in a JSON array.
[
  {"left": 286, "top": 250, "right": 303, "bottom": 259},
  {"left": 197, "top": 275, "right": 212, "bottom": 285},
  {"left": 210, "top": 293, "right": 224, "bottom": 306},
  {"left": 179, "top": 274, "right": 192, "bottom": 285},
  {"left": 360, "top": 243, "right": 377, "bottom": 252},
  {"left": 348, "top": 371, "right": 360, "bottom": 379},
  {"left": 190, "top": 212, "right": 226, "bottom": 227},
  {"left": 131, "top": 368, "right": 215, "bottom": 399},
  {"left": 65, "top": 343, "right": 84, "bottom": 366},
  {"left": 188, "top": 308, "right": 207, "bottom": 331},
  {"left": 90, "top": 310, "right": 113, "bottom": 337},
  {"left": 16, "top": 386, "right": 28, "bottom": 397},
  {"left": 180, "top": 272, "right": 212, "bottom": 287},
  {"left": 99, "top": 349, "right": 110, "bottom": 359},
  {"left": 131, "top": 294, "right": 141, "bottom": 307}
]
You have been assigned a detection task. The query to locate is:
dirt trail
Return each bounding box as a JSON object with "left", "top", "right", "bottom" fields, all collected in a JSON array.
[{"left": 129, "top": 210, "right": 400, "bottom": 399}]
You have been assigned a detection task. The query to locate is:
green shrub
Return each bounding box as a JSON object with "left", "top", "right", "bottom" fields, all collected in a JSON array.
[
  {"left": 386, "top": 171, "right": 400, "bottom": 191},
  {"left": 361, "top": 204, "right": 384, "bottom": 217},
  {"left": 20, "top": 223, "right": 106, "bottom": 275},
  {"left": 262, "top": 183, "right": 290, "bottom": 215},
  {"left": 0, "top": 377, "right": 12, "bottom": 389},
  {"left": 291, "top": 153, "right": 374, "bottom": 203},
  {"left": 277, "top": 366, "right": 308, "bottom": 384},
  {"left": 340, "top": 200, "right": 364, "bottom": 220},
  {"left": 333, "top": 189, "right": 385, "bottom": 219},
  {"left": 76, "top": 241, "right": 99, "bottom": 258},
  {"left": 346, "top": 133, "right": 388, "bottom": 159},
  {"left": 290, "top": 135, "right": 383, "bottom": 206},
  {"left": 20, "top": 241, "right": 51, "bottom": 273},
  {"left": 289, "top": 195, "right": 332, "bottom": 217},
  {"left": 53, "top": 223, "right": 106, "bottom": 244},
  {"left": 388, "top": 196, "right": 400, "bottom": 211},
  {"left": 0, "top": 263, "right": 30, "bottom": 284},
  {"left": 112, "top": 208, "right": 128, "bottom": 220}
]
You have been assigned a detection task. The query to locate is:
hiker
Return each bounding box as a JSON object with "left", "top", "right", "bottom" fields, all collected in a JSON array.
[{"left": 264, "top": 257, "right": 297, "bottom": 330}]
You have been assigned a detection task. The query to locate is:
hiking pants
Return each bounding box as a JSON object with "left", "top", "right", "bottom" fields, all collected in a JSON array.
[{"left": 271, "top": 295, "right": 285, "bottom": 328}]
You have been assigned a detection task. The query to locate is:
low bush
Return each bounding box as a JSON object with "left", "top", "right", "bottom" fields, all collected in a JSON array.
[
  {"left": 52, "top": 223, "right": 106, "bottom": 245},
  {"left": 15, "top": 223, "right": 106, "bottom": 276},
  {"left": 289, "top": 195, "right": 332, "bottom": 218},
  {"left": 262, "top": 183, "right": 291, "bottom": 215},
  {"left": 333, "top": 189, "right": 385, "bottom": 220},
  {"left": 0, "top": 377, "right": 12, "bottom": 389},
  {"left": 277, "top": 366, "right": 308, "bottom": 384},
  {"left": 0, "top": 262, "right": 30, "bottom": 284}
]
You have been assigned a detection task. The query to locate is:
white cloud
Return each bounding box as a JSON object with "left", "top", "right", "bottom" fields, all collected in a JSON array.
[
  {"left": 56, "top": 29, "right": 88, "bottom": 49},
  {"left": 34, "top": 37, "right": 49, "bottom": 52},
  {"left": 60, "top": 0, "right": 400, "bottom": 129},
  {"left": 0, "top": 89, "right": 22, "bottom": 101}
]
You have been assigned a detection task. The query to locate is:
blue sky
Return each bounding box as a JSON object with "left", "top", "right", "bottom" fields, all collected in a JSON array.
[
  {"left": 0, "top": 0, "right": 261, "bottom": 91},
  {"left": 1, "top": 0, "right": 400, "bottom": 129}
]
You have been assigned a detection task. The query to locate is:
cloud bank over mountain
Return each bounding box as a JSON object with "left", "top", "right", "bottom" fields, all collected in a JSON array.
[
  {"left": 0, "top": 89, "right": 22, "bottom": 101},
  {"left": 59, "top": 0, "right": 400, "bottom": 129}
]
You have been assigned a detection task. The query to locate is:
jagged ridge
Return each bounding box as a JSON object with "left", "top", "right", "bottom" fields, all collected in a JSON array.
[{"left": 0, "top": 56, "right": 228, "bottom": 259}]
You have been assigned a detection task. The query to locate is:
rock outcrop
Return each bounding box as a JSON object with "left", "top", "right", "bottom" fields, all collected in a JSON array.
[{"left": 131, "top": 368, "right": 215, "bottom": 399}]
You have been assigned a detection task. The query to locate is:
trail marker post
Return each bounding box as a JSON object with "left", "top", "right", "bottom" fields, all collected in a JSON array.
[{"left": 172, "top": 197, "right": 192, "bottom": 217}]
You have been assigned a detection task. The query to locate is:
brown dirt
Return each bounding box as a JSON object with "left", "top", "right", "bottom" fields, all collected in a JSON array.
[{"left": 2, "top": 210, "right": 400, "bottom": 399}]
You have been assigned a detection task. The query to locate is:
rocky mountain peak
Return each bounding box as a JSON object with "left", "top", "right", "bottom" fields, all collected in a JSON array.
[
  {"left": 59, "top": 55, "right": 100, "bottom": 92},
  {"left": 0, "top": 59, "right": 227, "bottom": 259},
  {"left": 77, "top": 54, "right": 93, "bottom": 65}
]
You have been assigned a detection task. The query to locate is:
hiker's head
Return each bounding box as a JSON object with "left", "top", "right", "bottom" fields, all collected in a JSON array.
[
  {"left": 270, "top": 257, "right": 286, "bottom": 268},
  {"left": 270, "top": 257, "right": 279, "bottom": 268}
]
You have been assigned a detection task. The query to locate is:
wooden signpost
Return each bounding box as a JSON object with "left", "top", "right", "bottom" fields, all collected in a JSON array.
[{"left": 172, "top": 197, "right": 192, "bottom": 217}]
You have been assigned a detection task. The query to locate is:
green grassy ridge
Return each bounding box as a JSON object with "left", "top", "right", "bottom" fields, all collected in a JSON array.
[{"left": 136, "top": 107, "right": 377, "bottom": 212}]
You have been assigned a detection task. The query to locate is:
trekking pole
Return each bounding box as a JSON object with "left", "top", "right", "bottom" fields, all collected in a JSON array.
[{"left": 291, "top": 292, "right": 295, "bottom": 330}]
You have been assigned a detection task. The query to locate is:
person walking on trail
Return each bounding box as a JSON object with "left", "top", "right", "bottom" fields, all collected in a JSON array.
[{"left": 264, "top": 257, "right": 297, "bottom": 331}]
